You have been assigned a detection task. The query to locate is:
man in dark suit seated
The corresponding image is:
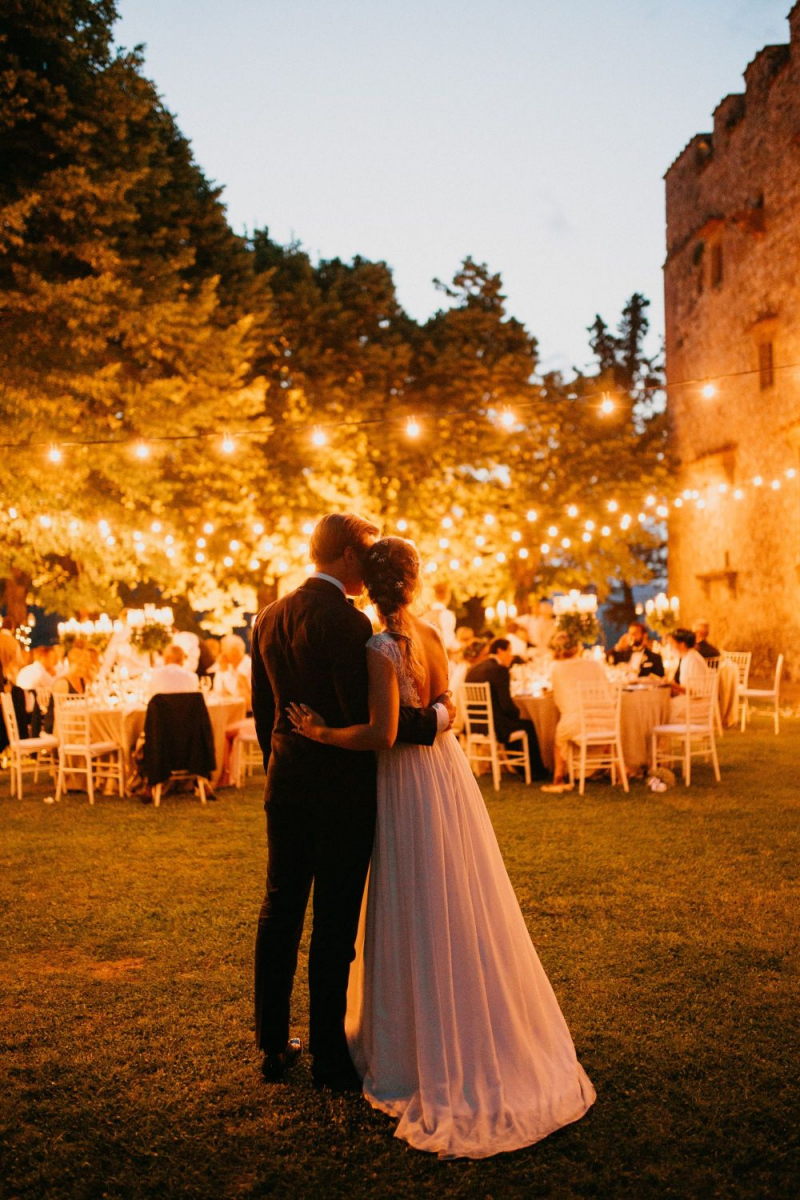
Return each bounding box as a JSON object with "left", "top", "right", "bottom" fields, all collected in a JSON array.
[
  {"left": 607, "top": 622, "right": 664, "bottom": 677},
  {"left": 692, "top": 620, "right": 721, "bottom": 660},
  {"left": 465, "top": 637, "right": 546, "bottom": 778}
]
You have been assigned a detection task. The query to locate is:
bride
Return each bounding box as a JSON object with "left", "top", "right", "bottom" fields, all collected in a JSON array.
[{"left": 288, "top": 537, "right": 595, "bottom": 1159}]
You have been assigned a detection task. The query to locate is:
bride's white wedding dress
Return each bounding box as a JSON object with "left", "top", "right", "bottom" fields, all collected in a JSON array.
[{"left": 345, "top": 633, "right": 596, "bottom": 1159}]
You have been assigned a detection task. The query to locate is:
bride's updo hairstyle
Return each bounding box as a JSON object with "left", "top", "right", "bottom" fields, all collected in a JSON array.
[{"left": 362, "top": 537, "right": 425, "bottom": 688}]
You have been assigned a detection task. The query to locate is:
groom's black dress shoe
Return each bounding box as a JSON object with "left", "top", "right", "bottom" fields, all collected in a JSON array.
[
  {"left": 261, "top": 1038, "right": 302, "bottom": 1082},
  {"left": 312, "top": 1063, "right": 363, "bottom": 1093}
]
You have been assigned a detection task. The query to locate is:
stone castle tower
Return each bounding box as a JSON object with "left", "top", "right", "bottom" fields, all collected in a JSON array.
[{"left": 664, "top": 4, "right": 800, "bottom": 678}]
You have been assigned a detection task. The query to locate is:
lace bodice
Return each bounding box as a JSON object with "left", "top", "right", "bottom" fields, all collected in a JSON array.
[{"left": 367, "top": 632, "right": 421, "bottom": 707}]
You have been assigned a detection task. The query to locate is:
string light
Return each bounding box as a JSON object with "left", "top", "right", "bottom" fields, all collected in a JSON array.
[
  {"left": 223, "top": 555, "right": 233, "bottom": 568},
  {"left": 48, "top": 446, "right": 62, "bottom": 464},
  {"left": 511, "top": 531, "right": 522, "bottom": 542},
  {"left": 441, "top": 516, "right": 454, "bottom": 529},
  {"left": 567, "top": 504, "right": 578, "bottom": 518},
  {"left": 518, "top": 547, "right": 529, "bottom": 559},
  {"left": 484, "top": 514, "right": 496, "bottom": 526},
  {"left": 196, "top": 537, "right": 206, "bottom": 548},
  {"left": 7, "top": 359, "right": 800, "bottom": 463},
  {"left": 151, "top": 521, "right": 162, "bottom": 533},
  {"left": 302, "top": 521, "right": 314, "bottom": 535},
  {"left": 540, "top": 543, "right": 550, "bottom": 554},
  {"left": 396, "top": 519, "right": 408, "bottom": 532},
  {"left": 311, "top": 427, "right": 327, "bottom": 447},
  {"left": 253, "top": 522, "right": 265, "bottom": 535},
  {"left": 134, "top": 442, "right": 150, "bottom": 460},
  {"left": 203, "top": 522, "right": 214, "bottom": 534},
  {"left": 526, "top": 509, "right": 537, "bottom": 522},
  {"left": 475, "top": 534, "right": 486, "bottom": 547},
  {"left": 547, "top": 525, "right": 558, "bottom": 537}
]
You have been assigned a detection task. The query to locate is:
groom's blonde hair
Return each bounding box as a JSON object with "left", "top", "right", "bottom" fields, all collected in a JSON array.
[{"left": 310, "top": 513, "right": 380, "bottom": 566}]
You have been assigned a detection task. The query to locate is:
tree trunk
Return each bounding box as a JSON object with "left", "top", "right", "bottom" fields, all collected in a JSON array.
[{"left": 3, "top": 569, "right": 30, "bottom": 628}]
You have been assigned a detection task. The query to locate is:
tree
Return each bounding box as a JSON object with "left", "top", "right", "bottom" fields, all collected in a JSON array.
[{"left": 0, "top": 0, "right": 275, "bottom": 624}]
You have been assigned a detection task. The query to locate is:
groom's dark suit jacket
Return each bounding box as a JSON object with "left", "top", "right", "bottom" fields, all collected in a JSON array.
[
  {"left": 252, "top": 576, "right": 438, "bottom": 803},
  {"left": 252, "top": 575, "right": 440, "bottom": 1066}
]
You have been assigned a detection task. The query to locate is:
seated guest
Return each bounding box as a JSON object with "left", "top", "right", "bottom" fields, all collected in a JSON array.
[
  {"left": 149, "top": 644, "right": 200, "bottom": 696},
  {"left": 52, "top": 643, "right": 96, "bottom": 697},
  {"left": 172, "top": 630, "right": 201, "bottom": 674},
  {"left": 0, "top": 629, "right": 28, "bottom": 747},
  {"left": 213, "top": 634, "right": 252, "bottom": 706},
  {"left": 692, "top": 620, "right": 721, "bottom": 660},
  {"left": 423, "top": 581, "right": 459, "bottom": 653},
  {"left": 543, "top": 633, "right": 609, "bottom": 793},
  {"left": 607, "top": 622, "right": 664, "bottom": 677},
  {"left": 17, "top": 644, "right": 63, "bottom": 695},
  {"left": 198, "top": 636, "right": 220, "bottom": 677},
  {"left": 514, "top": 597, "right": 555, "bottom": 651},
  {"left": 668, "top": 629, "right": 709, "bottom": 720},
  {"left": 465, "top": 637, "right": 546, "bottom": 778}
]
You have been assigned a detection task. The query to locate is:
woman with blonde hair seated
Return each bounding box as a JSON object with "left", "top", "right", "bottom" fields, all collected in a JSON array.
[{"left": 542, "top": 632, "right": 608, "bottom": 794}]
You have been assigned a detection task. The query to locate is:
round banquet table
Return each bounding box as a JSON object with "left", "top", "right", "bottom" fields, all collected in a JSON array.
[
  {"left": 716, "top": 661, "right": 739, "bottom": 728},
  {"left": 64, "top": 695, "right": 247, "bottom": 790},
  {"left": 515, "top": 685, "right": 672, "bottom": 774}
]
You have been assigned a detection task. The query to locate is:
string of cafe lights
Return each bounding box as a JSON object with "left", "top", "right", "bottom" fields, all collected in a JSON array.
[
  {"left": 2, "top": 358, "right": 800, "bottom": 461},
  {"left": 2, "top": 446, "right": 795, "bottom": 586}
]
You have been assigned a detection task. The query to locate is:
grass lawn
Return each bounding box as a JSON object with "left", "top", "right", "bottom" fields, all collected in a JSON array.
[{"left": 1, "top": 720, "right": 798, "bottom": 1200}]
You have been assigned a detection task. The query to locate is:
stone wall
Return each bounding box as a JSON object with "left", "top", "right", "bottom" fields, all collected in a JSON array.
[{"left": 663, "top": 3, "right": 800, "bottom": 679}]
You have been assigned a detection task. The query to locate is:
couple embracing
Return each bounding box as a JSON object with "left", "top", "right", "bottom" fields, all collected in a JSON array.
[{"left": 252, "top": 513, "right": 594, "bottom": 1159}]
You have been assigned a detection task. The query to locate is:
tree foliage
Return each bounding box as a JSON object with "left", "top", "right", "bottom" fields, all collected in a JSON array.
[{"left": 0, "top": 1, "right": 671, "bottom": 628}]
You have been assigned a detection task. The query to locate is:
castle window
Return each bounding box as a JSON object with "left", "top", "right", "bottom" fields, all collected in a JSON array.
[
  {"left": 710, "top": 243, "right": 723, "bottom": 288},
  {"left": 759, "top": 342, "right": 774, "bottom": 389}
]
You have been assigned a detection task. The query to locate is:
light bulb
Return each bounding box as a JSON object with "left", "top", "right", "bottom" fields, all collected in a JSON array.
[
  {"left": 196, "top": 537, "right": 206, "bottom": 548},
  {"left": 397, "top": 519, "right": 408, "bottom": 532},
  {"left": 607, "top": 500, "right": 618, "bottom": 513},
  {"left": 449, "top": 559, "right": 460, "bottom": 570},
  {"left": 195, "top": 551, "right": 205, "bottom": 564},
  {"left": 547, "top": 525, "right": 558, "bottom": 537},
  {"left": 701, "top": 381, "right": 716, "bottom": 399},
  {"left": 151, "top": 521, "right": 162, "bottom": 533},
  {"left": 438, "top": 538, "right": 449, "bottom": 549},
  {"left": 229, "top": 539, "right": 240, "bottom": 551},
  {"left": 561, "top": 537, "right": 571, "bottom": 549},
  {"left": 526, "top": 509, "right": 537, "bottom": 522},
  {"left": 311, "top": 427, "right": 327, "bottom": 447},
  {"left": 203, "top": 522, "right": 214, "bottom": 534},
  {"left": 600, "top": 393, "right": 615, "bottom": 415},
  {"left": 496, "top": 552, "right": 506, "bottom": 563},
  {"left": 518, "top": 547, "right": 529, "bottom": 559},
  {"left": 582, "top": 532, "right": 591, "bottom": 543},
  {"left": 221, "top": 435, "right": 235, "bottom": 454},
  {"left": 601, "top": 525, "right": 611, "bottom": 536},
  {"left": 441, "top": 516, "right": 453, "bottom": 529},
  {"left": 405, "top": 417, "right": 421, "bottom": 438},
  {"left": 540, "top": 543, "right": 550, "bottom": 554},
  {"left": 48, "top": 446, "right": 62, "bottom": 464},
  {"left": 135, "top": 442, "right": 150, "bottom": 460},
  {"left": 567, "top": 504, "right": 578, "bottom": 518},
  {"left": 253, "top": 522, "right": 264, "bottom": 535},
  {"left": 484, "top": 514, "right": 496, "bottom": 526},
  {"left": 302, "top": 521, "right": 314, "bottom": 535},
  {"left": 223, "top": 556, "right": 233, "bottom": 568},
  {"left": 511, "top": 531, "right": 522, "bottom": 542},
  {"left": 473, "top": 556, "right": 483, "bottom": 568},
  {"left": 475, "top": 535, "right": 486, "bottom": 547},
  {"left": 249, "top": 558, "right": 260, "bottom": 571},
  {"left": 499, "top": 408, "right": 515, "bottom": 428}
]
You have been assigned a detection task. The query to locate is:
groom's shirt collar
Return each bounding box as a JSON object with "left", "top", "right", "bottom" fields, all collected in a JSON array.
[{"left": 312, "top": 571, "right": 347, "bottom": 596}]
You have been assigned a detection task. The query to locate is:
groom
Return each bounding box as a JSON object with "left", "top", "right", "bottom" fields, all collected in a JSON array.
[{"left": 252, "top": 513, "right": 455, "bottom": 1090}]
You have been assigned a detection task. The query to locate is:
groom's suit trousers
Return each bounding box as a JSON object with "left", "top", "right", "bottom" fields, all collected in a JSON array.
[{"left": 255, "top": 783, "right": 375, "bottom": 1065}]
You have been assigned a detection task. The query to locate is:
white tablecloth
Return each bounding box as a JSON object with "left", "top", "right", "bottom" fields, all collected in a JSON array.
[
  {"left": 515, "top": 686, "right": 671, "bottom": 772},
  {"left": 70, "top": 696, "right": 247, "bottom": 788}
]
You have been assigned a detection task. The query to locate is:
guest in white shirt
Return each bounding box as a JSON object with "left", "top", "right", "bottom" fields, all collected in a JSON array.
[
  {"left": 423, "top": 582, "right": 459, "bottom": 653},
  {"left": 149, "top": 644, "right": 200, "bottom": 696},
  {"left": 514, "top": 597, "right": 555, "bottom": 652},
  {"left": 172, "top": 631, "right": 201, "bottom": 674},
  {"left": 213, "top": 634, "right": 252, "bottom": 706},
  {"left": 16, "top": 644, "right": 62, "bottom": 696},
  {"left": 667, "top": 629, "right": 708, "bottom": 721},
  {"left": 543, "top": 632, "right": 608, "bottom": 793}
]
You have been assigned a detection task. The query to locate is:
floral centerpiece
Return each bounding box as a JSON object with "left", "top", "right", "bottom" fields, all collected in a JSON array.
[
  {"left": 552, "top": 591, "right": 602, "bottom": 647},
  {"left": 644, "top": 592, "right": 680, "bottom": 639},
  {"left": 127, "top": 606, "right": 174, "bottom": 663}
]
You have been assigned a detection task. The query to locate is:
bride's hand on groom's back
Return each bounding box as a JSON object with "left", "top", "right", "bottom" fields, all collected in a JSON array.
[{"left": 287, "top": 703, "right": 328, "bottom": 741}]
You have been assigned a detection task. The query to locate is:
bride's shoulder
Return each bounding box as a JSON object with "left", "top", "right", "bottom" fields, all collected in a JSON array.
[{"left": 367, "top": 631, "right": 396, "bottom": 654}]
